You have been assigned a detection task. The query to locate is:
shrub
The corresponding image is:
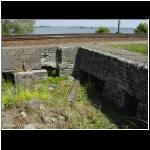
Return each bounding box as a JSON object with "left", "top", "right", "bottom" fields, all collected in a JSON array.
[
  {"left": 2, "top": 19, "right": 35, "bottom": 35},
  {"left": 134, "top": 23, "right": 148, "bottom": 34},
  {"left": 96, "top": 27, "right": 111, "bottom": 34}
]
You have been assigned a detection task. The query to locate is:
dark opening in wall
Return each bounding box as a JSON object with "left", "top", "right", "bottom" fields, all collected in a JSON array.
[
  {"left": 41, "top": 66, "right": 58, "bottom": 77},
  {"left": 80, "top": 71, "right": 105, "bottom": 95},
  {"left": 124, "top": 94, "right": 140, "bottom": 116},
  {"left": 80, "top": 70, "right": 105, "bottom": 107},
  {"left": 2, "top": 71, "right": 15, "bottom": 83}
]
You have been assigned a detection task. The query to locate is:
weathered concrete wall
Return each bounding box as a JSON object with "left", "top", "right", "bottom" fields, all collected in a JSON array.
[
  {"left": 57, "top": 46, "right": 79, "bottom": 75},
  {"left": 14, "top": 70, "right": 48, "bottom": 85},
  {"left": 2, "top": 47, "right": 42, "bottom": 71},
  {"left": 2, "top": 46, "right": 59, "bottom": 72},
  {"left": 77, "top": 48, "right": 148, "bottom": 121},
  {"left": 2, "top": 46, "right": 78, "bottom": 74},
  {"left": 40, "top": 46, "right": 57, "bottom": 68},
  {"left": 2, "top": 45, "right": 148, "bottom": 121}
]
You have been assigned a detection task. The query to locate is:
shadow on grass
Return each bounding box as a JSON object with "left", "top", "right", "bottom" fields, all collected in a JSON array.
[{"left": 79, "top": 72, "right": 147, "bottom": 129}]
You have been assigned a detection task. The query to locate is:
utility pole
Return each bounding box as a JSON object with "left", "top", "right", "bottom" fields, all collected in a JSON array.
[{"left": 116, "top": 19, "right": 121, "bottom": 34}]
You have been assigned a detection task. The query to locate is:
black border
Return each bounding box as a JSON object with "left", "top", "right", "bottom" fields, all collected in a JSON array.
[
  {"left": 1, "top": 130, "right": 149, "bottom": 148},
  {"left": 1, "top": 1, "right": 150, "bottom": 19},
  {"left": 1, "top": 1, "right": 150, "bottom": 149}
]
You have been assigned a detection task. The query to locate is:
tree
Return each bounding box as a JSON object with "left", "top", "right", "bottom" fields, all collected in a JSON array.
[
  {"left": 134, "top": 23, "right": 148, "bottom": 34},
  {"left": 96, "top": 27, "right": 111, "bottom": 34},
  {"left": 2, "top": 19, "right": 35, "bottom": 35},
  {"left": 2, "top": 20, "right": 13, "bottom": 35}
]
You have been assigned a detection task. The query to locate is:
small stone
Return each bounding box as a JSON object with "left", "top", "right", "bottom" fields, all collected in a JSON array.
[
  {"left": 49, "top": 87, "right": 54, "bottom": 91},
  {"left": 41, "top": 115, "right": 49, "bottom": 123},
  {"left": 25, "top": 100, "right": 43, "bottom": 112},
  {"left": 58, "top": 116, "right": 65, "bottom": 122},
  {"left": 69, "top": 76, "right": 74, "bottom": 81},
  {"left": 13, "top": 112, "right": 28, "bottom": 128},
  {"left": 51, "top": 117, "right": 57, "bottom": 123},
  {"left": 48, "top": 84, "right": 56, "bottom": 91},
  {"left": 40, "top": 104, "right": 45, "bottom": 111},
  {"left": 20, "top": 112, "right": 27, "bottom": 118},
  {"left": 52, "top": 84, "right": 56, "bottom": 87},
  {"left": 24, "top": 124, "right": 35, "bottom": 129}
]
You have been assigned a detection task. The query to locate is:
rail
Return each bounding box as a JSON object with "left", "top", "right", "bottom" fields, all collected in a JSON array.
[{"left": 2, "top": 33, "right": 148, "bottom": 41}]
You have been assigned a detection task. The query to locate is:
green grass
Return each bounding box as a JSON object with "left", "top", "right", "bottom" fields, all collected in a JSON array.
[
  {"left": 2, "top": 76, "right": 118, "bottom": 129},
  {"left": 3, "top": 76, "right": 143, "bottom": 129},
  {"left": 4, "top": 76, "right": 144, "bottom": 129},
  {"left": 110, "top": 43, "right": 148, "bottom": 55},
  {"left": 2, "top": 76, "right": 69, "bottom": 107}
]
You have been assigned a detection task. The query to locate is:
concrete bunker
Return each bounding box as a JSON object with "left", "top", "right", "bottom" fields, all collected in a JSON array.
[{"left": 1, "top": 45, "right": 148, "bottom": 125}]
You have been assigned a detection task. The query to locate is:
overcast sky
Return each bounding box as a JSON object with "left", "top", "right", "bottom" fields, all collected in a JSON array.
[{"left": 35, "top": 19, "right": 148, "bottom": 28}]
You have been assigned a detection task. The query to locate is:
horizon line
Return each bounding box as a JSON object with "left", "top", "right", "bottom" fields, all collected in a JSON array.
[{"left": 34, "top": 25, "right": 136, "bottom": 28}]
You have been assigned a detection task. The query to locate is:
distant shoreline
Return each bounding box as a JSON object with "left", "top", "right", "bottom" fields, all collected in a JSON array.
[
  {"left": 32, "top": 26, "right": 135, "bottom": 34},
  {"left": 34, "top": 26, "right": 135, "bottom": 29}
]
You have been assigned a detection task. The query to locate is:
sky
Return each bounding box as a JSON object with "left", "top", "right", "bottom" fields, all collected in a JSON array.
[{"left": 35, "top": 19, "right": 148, "bottom": 28}]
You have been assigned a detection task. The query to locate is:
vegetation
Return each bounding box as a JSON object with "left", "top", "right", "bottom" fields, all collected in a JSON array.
[
  {"left": 110, "top": 43, "right": 148, "bottom": 55},
  {"left": 3, "top": 75, "right": 145, "bottom": 128},
  {"left": 2, "top": 76, "right": 119, "bottom": 129},
  {"left": 134, "top": 23, "right": 148, "bottom": 34},
  {"left": 2, "top": 19, "right": 35, "bottom": 35},
  {"left": 96, "top": 27, "right": 111, "bottom": 34}
]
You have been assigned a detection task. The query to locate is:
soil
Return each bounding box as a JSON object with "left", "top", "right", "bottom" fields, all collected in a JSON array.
[{"left": 2, "top": 101, "right": 74, "bottom": 129}]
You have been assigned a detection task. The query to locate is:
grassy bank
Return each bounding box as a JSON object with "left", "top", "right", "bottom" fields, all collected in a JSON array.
[
  {"left": 110, "top": 43, "right": 148, "bottom": 55},
  {"left": 2, "top": 76, "right": 144, "bottom": 129},
  {"left": 2, "top": 76, "right": 118, "bottom": 129}
]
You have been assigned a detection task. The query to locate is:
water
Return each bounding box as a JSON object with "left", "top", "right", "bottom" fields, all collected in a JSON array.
[{"left": 33, "top": 26, "right": 135, "bottom": 34}]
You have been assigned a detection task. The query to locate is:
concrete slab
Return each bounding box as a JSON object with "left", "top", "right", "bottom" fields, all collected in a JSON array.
[{"left": 14, "top": 69, "right": 48, "bottom": 85}]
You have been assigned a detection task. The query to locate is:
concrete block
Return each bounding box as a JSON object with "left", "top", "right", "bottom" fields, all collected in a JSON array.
[{"left": 14, "top": 69, "right": 48, "bottom": 85}]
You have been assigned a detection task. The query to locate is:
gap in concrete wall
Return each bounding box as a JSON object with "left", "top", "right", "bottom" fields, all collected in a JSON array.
[
  {"left": 79, "top": 70, "right": 126, "bottom": 128},
  {"left": 2, "top": 72, "right": 15, "bottom": 84},
  {"left": 41, "top": 66, "right": 59, "bottom": 77},
  {"left": 79, "top": 70, "right": 147, "bottom": 128},
  {"left": 80, "top": 70, "right": 105, "bottom": 107}
]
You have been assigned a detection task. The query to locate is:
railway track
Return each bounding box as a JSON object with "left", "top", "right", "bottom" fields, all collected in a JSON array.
[{"left": 2, "top": 33, "right": 147, "bottom": 41}]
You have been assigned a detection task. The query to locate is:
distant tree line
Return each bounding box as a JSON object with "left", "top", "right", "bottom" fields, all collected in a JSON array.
[
  {"left": 134, "top": 23, "right": 148, "bottom": 34},
  {"left": 1, "top": 20, "right": 148, "bottom": 35},
  {"left": 96, "top": 27, "right": 111, "bottom": 34},
  {"left": 2, "top": 19, "right": 35, "bottom": 35},
  {"left": 96, "top": 22, "right": 148, "bottom": 34}
]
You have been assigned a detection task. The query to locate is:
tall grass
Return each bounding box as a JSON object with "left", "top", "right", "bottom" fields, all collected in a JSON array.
[
  {"left": 110, "top": 43, "right": 148, "bottom": 55},
  {"left": 2, "top": 76, "right": 118, "bottom": 128}
]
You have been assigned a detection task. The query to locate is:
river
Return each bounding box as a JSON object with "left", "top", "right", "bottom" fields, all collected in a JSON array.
[{"left": 32, "top": 26, "right": 135, "bottom": 34}]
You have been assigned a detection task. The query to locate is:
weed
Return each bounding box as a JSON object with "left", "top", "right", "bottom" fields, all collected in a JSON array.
[
  {"left": 2, "top": 76, "right": 119, "bottom": 128},
  {"left": 110, "top": 43, "right": 148, "bottom": 55}
]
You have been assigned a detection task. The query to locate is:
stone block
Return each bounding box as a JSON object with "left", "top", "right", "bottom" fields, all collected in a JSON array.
[{"left": 14, "top": 69, "right": 48, "bottom": 85}]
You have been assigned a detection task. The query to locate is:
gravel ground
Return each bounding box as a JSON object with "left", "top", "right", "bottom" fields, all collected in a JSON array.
[
  {"left": 2, "top": 36, "right": 147, "bottom": 47},
  {"left": 2, "top": 40, "right": 148, "bottom": 65}
]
